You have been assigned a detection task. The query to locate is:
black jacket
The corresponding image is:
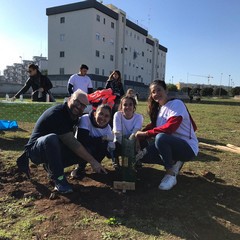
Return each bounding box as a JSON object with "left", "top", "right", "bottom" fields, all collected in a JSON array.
[{"left": 15, "top": 73, "right": 53, "bottom": 102}]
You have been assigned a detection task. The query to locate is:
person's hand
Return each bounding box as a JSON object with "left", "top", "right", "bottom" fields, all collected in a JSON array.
[
  {"left": 38, "top": 88, "right": 44, "bottom": 92},
  {"left": 136, "top": 148, "right": 147, "bottom": 161},
  {"left": 135, "top": 131, "right": 148, "bottom": 139},
  {"left": 102, "top": 134, "right": 114, "bottom": 141},
  {"left": 128, "top": 133, "right": 136, "bottom": 140},
  {"left": 90, "top": 160, "right": 107, "bottom": 174}
]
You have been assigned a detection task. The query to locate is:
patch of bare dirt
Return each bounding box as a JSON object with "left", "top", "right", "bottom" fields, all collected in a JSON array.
[{"left": 1, "top": 161, "right": 240, "bottom": 240}]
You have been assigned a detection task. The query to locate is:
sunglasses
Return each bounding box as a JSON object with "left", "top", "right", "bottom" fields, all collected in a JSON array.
[{"left": 72, "top": 99, "right": 87, "bottom": 109}]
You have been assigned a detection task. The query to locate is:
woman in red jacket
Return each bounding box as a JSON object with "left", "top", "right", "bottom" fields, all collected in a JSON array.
[{"left": 135, "top": 80, "right": 198, "bottom": 190}]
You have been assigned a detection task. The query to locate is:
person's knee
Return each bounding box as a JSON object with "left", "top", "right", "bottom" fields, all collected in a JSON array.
[
  {"left": 155, "top": 133, "right": 168, "bottom": 144},
  {"left": 43, "top": 134, "right": 60, "bottom": 147}
]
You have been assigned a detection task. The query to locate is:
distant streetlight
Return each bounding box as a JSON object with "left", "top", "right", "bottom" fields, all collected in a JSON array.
[
  {"left": 219, "top": 73, "right": 223, "bottom": 97},
  {"left": 228, "top": 74, "right": 231, "bottom": 89}
]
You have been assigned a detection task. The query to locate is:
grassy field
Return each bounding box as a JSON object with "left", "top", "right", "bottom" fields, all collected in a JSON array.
[{"left": 0, "top": 98, "right": 240, "bottom": 240}]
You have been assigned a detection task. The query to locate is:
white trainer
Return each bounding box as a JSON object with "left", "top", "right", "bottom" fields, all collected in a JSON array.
[
  {"left": 171, "top": 161, "right": 183, "bottom": 175},
  {"left": 158, "top": 174, "right": 177, "bottom": 190}
]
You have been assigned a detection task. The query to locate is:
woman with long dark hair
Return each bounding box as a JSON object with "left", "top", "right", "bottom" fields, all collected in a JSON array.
[
  {"left": 135, "top": 80, "right": 198, "bottom": 190},
  {"left": 12, "top": 63, "right": 53, "bottom": 102},
  {"left": 105, "top": 70, "right": 125, "bottom": 123}
]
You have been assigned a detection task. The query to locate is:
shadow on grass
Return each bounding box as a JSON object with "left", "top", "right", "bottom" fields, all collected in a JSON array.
[
  {"left": 58, "top": 167, "right": 240, "bottom": 240},
  {"left": 196, "top": 151, "right": 220, "bottom": 162},
  {"left": 0, "top": 135, "right": 28, "bottom": 151}
]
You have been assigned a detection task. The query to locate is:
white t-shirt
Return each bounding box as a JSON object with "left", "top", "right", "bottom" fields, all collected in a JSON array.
[
  {"left": 78, "top": 114, "right": 113, "bottom": 138},
  {"left": 156, "top": 99, "right": 199, "bottom": 155},
  {"left": 113, "top": 111, "right": 143, "bottom": 137},
  {"left": 68, "top": 74, "right": 93, "bottom": 93}
]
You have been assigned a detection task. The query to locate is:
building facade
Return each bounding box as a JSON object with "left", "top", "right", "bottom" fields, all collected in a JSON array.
[{"left": 46, "top": 0, "right": 167, "bottom": 90}]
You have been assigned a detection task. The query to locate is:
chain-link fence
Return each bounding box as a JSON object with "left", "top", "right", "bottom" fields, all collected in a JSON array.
[{"left": 0, "top": 100, "right": 59, "bottom": 123}]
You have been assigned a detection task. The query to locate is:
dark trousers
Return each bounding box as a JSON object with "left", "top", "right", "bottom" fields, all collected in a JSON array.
[
  {"left": 28, "top": 134, "right": 82, "bottom": 180},
  {"left": 142, "top": 133, "right": 196, "bottom": 169}
]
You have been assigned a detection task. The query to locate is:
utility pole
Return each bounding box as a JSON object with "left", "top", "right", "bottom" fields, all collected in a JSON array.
[
  {"left": 228, "top": 75, "right": 231, "bottom": 90},
  {"left": 219, "top": 73, "right": 223, "bottom": 97}
]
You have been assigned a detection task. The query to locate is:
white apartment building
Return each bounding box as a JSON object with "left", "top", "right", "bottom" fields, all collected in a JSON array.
[{"left": 46, "top": 0, "right": 167, "bottom": 90}]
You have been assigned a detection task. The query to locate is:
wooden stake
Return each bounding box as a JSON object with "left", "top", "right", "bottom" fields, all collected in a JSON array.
[{"left": 199, "top": 142, "right": 240, "bottom": 154}]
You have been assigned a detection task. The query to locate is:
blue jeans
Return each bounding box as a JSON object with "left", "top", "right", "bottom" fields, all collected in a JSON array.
[
  {"left": 28, "top": 134, "right": 82, "bottom": 180},
  {"left": 142, "top": 133, "right": 196, "bottom": 169}
]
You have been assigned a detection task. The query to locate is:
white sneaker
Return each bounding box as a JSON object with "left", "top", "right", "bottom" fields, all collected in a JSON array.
[
  {"left": 171, "top": 161, "right": 183, "bottom": 175},
  {"left": 158, "top": 174, "right": 177, "bottom": 190}
]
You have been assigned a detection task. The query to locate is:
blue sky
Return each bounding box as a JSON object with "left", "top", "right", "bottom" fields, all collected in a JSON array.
[{"left": 0, "top": 0, "right": 239, "bottom": 87}]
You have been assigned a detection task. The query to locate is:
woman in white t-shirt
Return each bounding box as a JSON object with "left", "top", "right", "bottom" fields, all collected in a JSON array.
[
  {"left": 135, "top": 80, "right": 199, "bottom": 190},
  {"left": 112, "top": 96, "right": 143, "bottom": 167},
  {"left": 71, "top": 104, "right": 114, "bottom": 178}
]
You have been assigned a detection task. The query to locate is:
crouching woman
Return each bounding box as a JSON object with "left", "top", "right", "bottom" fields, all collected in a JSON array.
[
  {"left": 135, "top": 80, "right": 198, "bottom": 190},
  {"left": 71, "top": 104, "right": 114, "bottom": 178}
]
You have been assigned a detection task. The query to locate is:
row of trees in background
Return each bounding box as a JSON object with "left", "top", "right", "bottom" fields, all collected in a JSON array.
[{"left": 167, "top": 84, "right": 240, "bottom": 97}]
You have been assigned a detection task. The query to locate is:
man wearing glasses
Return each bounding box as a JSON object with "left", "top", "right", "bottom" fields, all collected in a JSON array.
[
  {"left": 11, "top": 63, "right": 53, "bottom": 102},
  {"left": 17, "top": 89, "right": 107, "bottom": 194}
]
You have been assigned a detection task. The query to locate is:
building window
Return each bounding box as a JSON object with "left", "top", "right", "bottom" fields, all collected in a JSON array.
[
  {"left": 60, "top": 51, "right": 65, "bottom": 58},
  {"left": 96, "top": 33, "right": 100, "bottom": 40},
  {"left": 103, "top": 18, "right": 106, "bottom": 24},
  {"left": 133, "top": 51, "right": 137, "bottom": 59},
  {"left": 103, "top": 36, "right": 105, "bottom": 42},
  {"left": 125, "top": 45, "right": 128, "bottom": 51},
  {"left": 111, "top": 22, "right": 114, "bottom": 29},
  {"left": 110, "top": 39, "right": 114, "bottom": 45},
  {"left": 96, "top": 14, "right": 100, "bottom": 22},
  {"left": 121, "top": 48, "right": 123, "bottom": 54},
  {"left": 110, "top": 55, "right": 114, "bottom": 61},
  {"left": 60, "top": 17, "right": 65, "bottom": 24},
  {"left": 142, "top": 51, "right": 144, "bottom": 57},
  {"left": 102, "top": 69, "right": 105, "bottom": 76},
  {"left": 102, "top": 53, "right": 105, "bottom": 59},
  {"left": 95, "top": 68, "right": 99, "bottom": 74},
  {"left": 149, "top": 59, "right": 152, "bottom": 63},
  {"left": 96, "top": 50, "right": 100, "bottom": 57},
  {"left": 124, "top": 74, "right": 127, "bottom": 80},
  {"left": 60, "top": 68, "right": 64, "bottom": 75},
  {"left": 137, "top": 36, "right": 140, "bottom": 40},
  {"left": 60, "top": 34, "right": 65, "bottom": 41}
]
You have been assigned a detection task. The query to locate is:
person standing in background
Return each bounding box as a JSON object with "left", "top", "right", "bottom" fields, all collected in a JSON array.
[
  {"left": 11, "top": 63, "right": 53, "bottom": 102},
  {"left": 105, "top": 70, "right": 125, "bottom": 125},
  {"left": 68, "top": 64, "right": 93, "bottom": 95}
]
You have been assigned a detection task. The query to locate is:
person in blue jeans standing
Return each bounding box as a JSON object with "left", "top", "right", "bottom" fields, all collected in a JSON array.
[
  {"left": 135, "top": 80, "right": 198, "bottom": 190},
  {"left": 17, "top": 89, "right": 107, "bottom": 194}
]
